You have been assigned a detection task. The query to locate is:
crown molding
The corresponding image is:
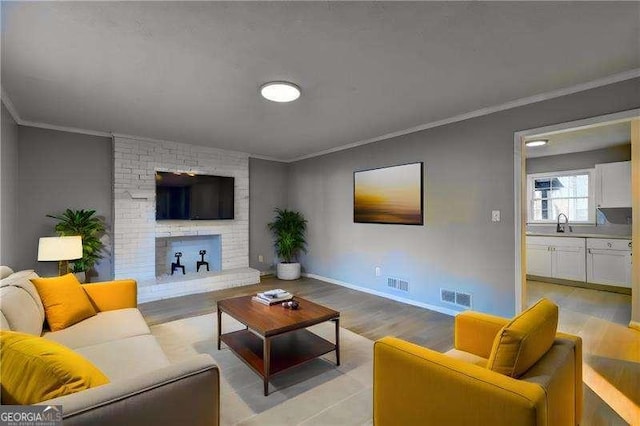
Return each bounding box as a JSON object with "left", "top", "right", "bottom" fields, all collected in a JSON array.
[
  {"left": 18, "top": 120, "right": 112, "bottom": 138},
  {"left": 3, "top": 68, "right": 639, "bottom": 162},
  {"left": 0, "top": 87, "right": 22, "bottom": 124},
  {"left": 111, "top": 132, "right": 250, "bottom": 157},
  {"left": 1, "top": 86, "right": 112, "bottom": 137},
  {"left": 248, "top": 153, "right": 286, "bottom": 162},
  {"left": 287, "top": 68, "right": 640, "bottom": 163}
]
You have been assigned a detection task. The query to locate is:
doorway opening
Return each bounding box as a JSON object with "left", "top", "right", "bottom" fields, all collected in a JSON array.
[
  {"left": 514, "top": 109, "right": 638, "bottom": 315},
  {"left": 513, "top": 109, "right": 639, "bottom": 424}
]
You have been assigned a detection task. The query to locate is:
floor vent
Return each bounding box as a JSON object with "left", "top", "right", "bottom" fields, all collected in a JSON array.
[
  {"left": 387, "top": 277, "right": 409, "bottom": 292},
  {"left": 441, "top": 288, "right": 472, "bottom": 309}
]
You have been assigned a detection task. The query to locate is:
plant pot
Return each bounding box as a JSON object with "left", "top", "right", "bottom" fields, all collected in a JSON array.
[
  {"left": 73, "top": 271, "right": 86, "bottom": 284},
  {"left": 277, "top": 262, "right": 301, "bottom": 280}
]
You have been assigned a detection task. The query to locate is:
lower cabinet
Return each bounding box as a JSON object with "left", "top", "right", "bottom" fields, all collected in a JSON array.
[
  {"left": 554, "top": 244, "right": 587, "bottom": 281},
  {"left": 526, "top": 237, "right": 586, "bottom": 282},
  {"left": 586, "top": 239, "right": 632, "bottom": 288},
  {"left": 527, "top": 236, "right": 632, "bottom": 288},
  {"left": 526, "top": 241, "right": 553, "bottom": 277}
]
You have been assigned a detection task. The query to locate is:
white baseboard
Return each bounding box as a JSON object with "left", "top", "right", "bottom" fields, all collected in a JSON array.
[
  {"left": 629, "top": 321, "right": 640, "bottom": 332},
  {"left": 303, "top": 273, "right": 459, "bottom": 317}
]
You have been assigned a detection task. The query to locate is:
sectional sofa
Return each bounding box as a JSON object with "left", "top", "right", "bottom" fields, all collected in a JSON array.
[{"left": 0, "top": 267, "right": 220, "bottom": 425}]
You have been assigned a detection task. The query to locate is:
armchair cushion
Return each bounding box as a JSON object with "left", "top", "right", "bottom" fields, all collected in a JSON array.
[
  {"left": 487, "top": 298, "right": 558, "bottom": 377},
  {"left": 0, "top": 330, "right": 109, "bottom": 404},
  {"left": 454, "top": 311, "right": 509, "bottom": 358},
  {"left": 31, "top": 274, "right": 96, "bottom": 331}
]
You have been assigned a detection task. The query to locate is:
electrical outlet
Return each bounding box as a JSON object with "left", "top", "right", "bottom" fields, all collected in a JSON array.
[
  {"left": 492, "top": 210, "right": 501, "bottom": 222},
  {"left": 258, "top": 255, "right": 264, "bottom": 263},
  {"left": 375, "top": 267, "right": 381, "bottom": 277}
]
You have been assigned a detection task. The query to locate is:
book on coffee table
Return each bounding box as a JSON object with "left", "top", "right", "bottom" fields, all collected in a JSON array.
[{"left": 252, "top": 289, "right": 293, "bottom": 305}]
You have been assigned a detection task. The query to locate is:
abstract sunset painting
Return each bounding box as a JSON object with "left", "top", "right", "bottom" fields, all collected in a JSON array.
[{"left": 354, "top": 162, "right": 423, "bottom": 225}]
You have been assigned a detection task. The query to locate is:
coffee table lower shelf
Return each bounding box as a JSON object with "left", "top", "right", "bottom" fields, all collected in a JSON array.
[{"left": 220, "top": 328, "right": 337, "bottom": 393}]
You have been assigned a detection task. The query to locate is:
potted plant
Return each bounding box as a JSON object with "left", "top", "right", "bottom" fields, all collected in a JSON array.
[
  {"left": 268, "top": 208, "right": 307, "bottom": 280},
  {"left": 47, "top": 209, "right": 106, "bottom": 283}
]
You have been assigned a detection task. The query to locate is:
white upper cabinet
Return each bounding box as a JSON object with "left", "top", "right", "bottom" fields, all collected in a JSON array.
[{"left": 595, "top": 161, "right": 631, "bottom": 208}]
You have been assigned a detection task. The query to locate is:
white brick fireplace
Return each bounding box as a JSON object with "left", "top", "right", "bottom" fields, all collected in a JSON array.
[{"left": 112, "top": 136, "right": 259, "bottom": 302}]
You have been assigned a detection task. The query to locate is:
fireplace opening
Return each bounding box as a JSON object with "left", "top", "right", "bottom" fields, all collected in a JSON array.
[{"left": 155, "top": 235, "right": 221, "bottom": 278}]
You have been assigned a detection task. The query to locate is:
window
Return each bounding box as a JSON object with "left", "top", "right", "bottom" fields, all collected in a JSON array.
[{"left": 527, "top": 169, "right": 594, "bottom": 224}]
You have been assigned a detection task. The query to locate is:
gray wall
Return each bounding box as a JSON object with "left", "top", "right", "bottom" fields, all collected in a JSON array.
[
  {"left": 249, "top": 158, "right": 288, "bottom": 273},
  {"left": 526, "top": 144, "right": 631, "bottom": 174},
  {"left": 17, "top": 127, "right": 113, "bottom": 280},
  {"left": 288, "top": 77, "right": 640, "bottom": 318},
  {"left": 0, "top": 103, "right": 19, "bottom": 267}
]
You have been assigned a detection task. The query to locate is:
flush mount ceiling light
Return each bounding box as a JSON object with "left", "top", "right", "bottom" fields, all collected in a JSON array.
[
  {"left": 525, "top": 139, "right": 548, "bottom": 147},
  {"left": 260, "top": 81, "right": 301, "bottom": 103}
]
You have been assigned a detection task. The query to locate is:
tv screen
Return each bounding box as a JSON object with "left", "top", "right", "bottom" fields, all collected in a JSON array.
[{"left": 155, "top": 172, "right": 234, "bottom": 220}]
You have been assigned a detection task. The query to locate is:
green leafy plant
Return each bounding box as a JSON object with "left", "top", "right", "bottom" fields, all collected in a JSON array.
[
  {"left": 46, "top": 209, "right": 106, "bottom": 274},
  {"left": 268, "top": 208, "right": 307, "bottom": 263}
]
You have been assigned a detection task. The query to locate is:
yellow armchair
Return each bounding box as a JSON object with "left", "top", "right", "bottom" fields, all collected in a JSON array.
[{"left": 374, "top": 305, "right": 582, "bottom": 426}]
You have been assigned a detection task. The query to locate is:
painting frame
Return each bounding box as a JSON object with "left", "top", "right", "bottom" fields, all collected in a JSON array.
[{"left": 353, "top": 161, "right": 424, "bottom": 225}]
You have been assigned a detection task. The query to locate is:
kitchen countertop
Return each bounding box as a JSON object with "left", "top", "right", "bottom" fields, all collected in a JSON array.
[{"left": 526, "top": 232, "right": 631, "bottom": 240}]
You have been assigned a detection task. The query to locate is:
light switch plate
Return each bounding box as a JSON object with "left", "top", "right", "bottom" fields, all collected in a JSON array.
[
  {"left": 375, "top": 267, "right": 381, "bottom": 277},
  {"left": 492, "top": 210, "right": 501, "bottom": 222}
]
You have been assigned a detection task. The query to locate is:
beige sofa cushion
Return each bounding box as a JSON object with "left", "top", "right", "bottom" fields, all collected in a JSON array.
[
  {"left": 0, "top": 266, "right": 14, "bottom": 279},
  {"left": 76, "top": 335, "right": 171, "bottom": 381},
  {"left": 0, "top": 311, "right": 10, "bottom": 330},
  {"left": 0, "top": 286, "right": 43, "bottom": 335},
  {"left": 0, "top": 270, "right": 45, "bottom": 322},
  {"left": 44, "top": 308, "right": 150, "bottom": 349}
]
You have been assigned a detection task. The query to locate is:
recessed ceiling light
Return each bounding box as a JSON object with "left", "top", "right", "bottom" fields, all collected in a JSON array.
[
  {"left": 260, "top": 82, "right": 301, "bottom": 103},
  {"left": 525, "top": 139, "right": 548, "bottom": 147}
]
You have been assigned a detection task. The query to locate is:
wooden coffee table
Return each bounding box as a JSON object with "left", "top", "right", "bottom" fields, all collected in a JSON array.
[{"left": 217, "top": 295, "right": 340, "bottom": 396}]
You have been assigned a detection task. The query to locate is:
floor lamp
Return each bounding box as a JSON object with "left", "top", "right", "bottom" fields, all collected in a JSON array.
[{"left": 37, "top": 236, "right": 83, "bottom": 276}]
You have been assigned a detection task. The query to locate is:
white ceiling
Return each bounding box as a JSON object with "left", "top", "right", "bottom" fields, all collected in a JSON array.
[
  {"left": 525, "top": 121, "right": 631, "bottom": 158},
  {"left": 2, "top": 2, "right": 639, "bottom": 161}
]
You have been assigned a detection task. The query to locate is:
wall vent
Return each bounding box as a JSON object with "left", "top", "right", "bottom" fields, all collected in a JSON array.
[
  {"left": 387, "top": 277, "right": 409, "bottom": 292},
  {"left": 455, "top": 292, "right": 472, "bottom": 309},
  {"left": 441, "top": 288, "right": 472, "bottom": 309},
  {"left": 440, "top": 289, "right": 456, "bottom": 304}
]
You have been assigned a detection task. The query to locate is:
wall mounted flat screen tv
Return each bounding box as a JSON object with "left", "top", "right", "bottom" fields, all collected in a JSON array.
[{"left": 155, "top": 172, "right": 234, "bottom": 220}]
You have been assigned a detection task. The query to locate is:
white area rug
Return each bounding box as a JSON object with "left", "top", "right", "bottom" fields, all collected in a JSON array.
[{"left": 150, "top": 313, "right": 374, "bottom": 425}]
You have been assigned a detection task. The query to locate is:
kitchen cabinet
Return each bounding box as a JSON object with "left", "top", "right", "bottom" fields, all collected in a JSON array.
[
  {"left": 526, "top": 239, "right": 553, "bottom": 277},
  {"left": 526, "top": 236, "right": 586, "bottom": 281},
  {"left": 586, "top": 238, "right": 632, "bottom": 288},
  {"left": 595, "top": 161, "right": 631, "bottom": 208}
]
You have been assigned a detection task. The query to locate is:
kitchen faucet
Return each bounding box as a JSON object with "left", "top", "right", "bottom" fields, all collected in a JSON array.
[{"left": 556, "top": 213, "right": 572, "bottom": 233}]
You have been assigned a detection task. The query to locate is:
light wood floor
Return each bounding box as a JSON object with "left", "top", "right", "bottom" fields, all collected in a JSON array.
[
  {"left": 140, "top": 276, "right": 636, "bottom": 425},
  {"left": 528, "top": 280, "right": 637, "bottom": 426},
  {"left": 140, "top": 275, "right": 454, "bottom": 352}
]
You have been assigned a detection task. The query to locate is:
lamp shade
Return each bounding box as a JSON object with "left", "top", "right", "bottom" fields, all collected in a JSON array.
[{"left": 37, "top": 236, "right": 83, "bottom": 261}]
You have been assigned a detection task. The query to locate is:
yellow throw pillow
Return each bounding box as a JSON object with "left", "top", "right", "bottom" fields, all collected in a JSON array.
[
  {"left": 30, "top": 274, "right": 97, "bottom": 331},
  {"left": 487, "top": 298, "right": 558, "bottom": 377},
  {"left": 0, "top": 330, "right": 109, "bottom": 404}
]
